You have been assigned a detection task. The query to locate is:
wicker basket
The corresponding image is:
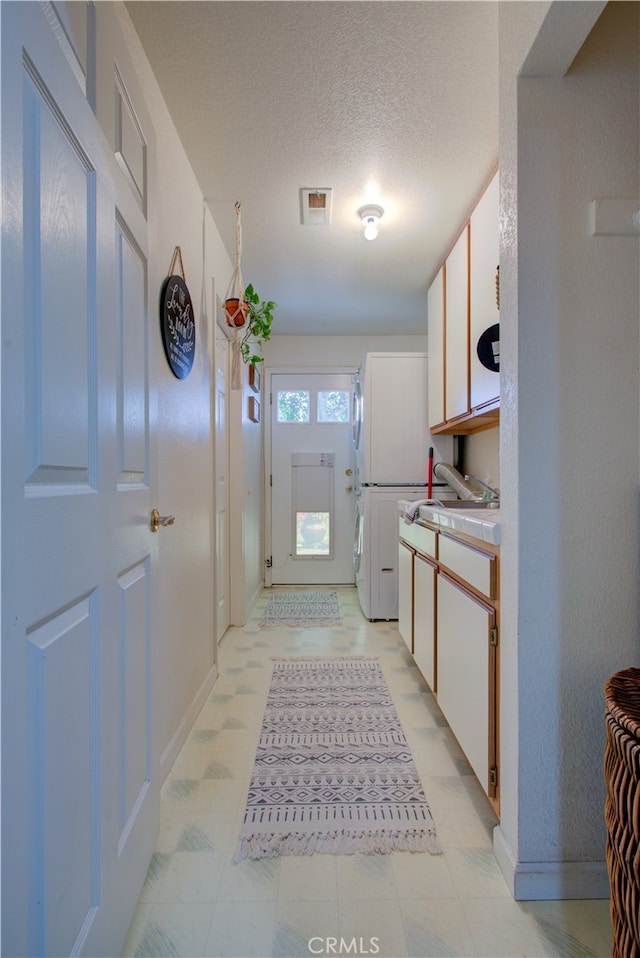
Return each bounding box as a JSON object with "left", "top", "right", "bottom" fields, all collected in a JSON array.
[{"left": 605, "top": 667, "right": 640, "bottom": 958}]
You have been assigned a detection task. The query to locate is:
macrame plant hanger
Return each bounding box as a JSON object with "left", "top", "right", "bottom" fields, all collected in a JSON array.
[{"left": 224, "top": 202, "right": 247, "bottom": 389}]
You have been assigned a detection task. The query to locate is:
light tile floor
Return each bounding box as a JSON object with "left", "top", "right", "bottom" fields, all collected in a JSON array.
[{"left": 123, "top": 587, "right": 613, "bottom": 958}]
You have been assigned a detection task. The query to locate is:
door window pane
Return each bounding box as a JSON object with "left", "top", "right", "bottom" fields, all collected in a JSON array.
[
  {"left": 296, "top": 512, "right": 330, "bottom": 555},
  {"left": 277, "top": 390, "right": 310, "bottom": 423},
  {"left": 317, "top": 390, "right": 350, "bottom": 423}
]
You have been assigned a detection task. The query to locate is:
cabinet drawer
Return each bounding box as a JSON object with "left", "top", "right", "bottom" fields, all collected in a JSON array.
[
  {"left": 398, "top": 520, "right": 437, "bottom": 558},
  {"left": 438, "top": 534, "right": 495, "bottom": 599}
]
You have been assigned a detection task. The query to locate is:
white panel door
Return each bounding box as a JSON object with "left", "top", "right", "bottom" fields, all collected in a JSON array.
[
  {"left": 270, "top": 373, "right": 355, "bottom": 584},
  {"left": 2, "top": 5, "right": 158, "bottom": 956},
  {"left": 215, "top": 316, "right": 231, "bottom": 642}
]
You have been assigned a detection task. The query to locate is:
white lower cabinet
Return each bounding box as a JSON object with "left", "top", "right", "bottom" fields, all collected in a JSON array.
[
  {"left": 413, "top": 552, "right": 437, "bottom": 691},
  {"left": 398, "top": 519, "right": 500, "bottom": 808},
  {"left": 437, "top": 571, "right": 497, "bottom": 797},
  {"left": 398, "top": 540, "right": 414, "bottom": 652}
]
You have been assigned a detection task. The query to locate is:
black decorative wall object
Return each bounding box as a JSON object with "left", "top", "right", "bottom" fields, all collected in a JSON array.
[
  {"left": 477, "top": 323, "right": 500, "bottom": 372},
  {"left": 160, "top": 248, "right": 195, "bottom": 379}
]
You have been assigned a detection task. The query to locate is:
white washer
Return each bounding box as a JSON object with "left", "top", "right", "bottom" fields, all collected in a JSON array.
[{"left": 354, "top": 487, "right": 431, "bottom": 620}]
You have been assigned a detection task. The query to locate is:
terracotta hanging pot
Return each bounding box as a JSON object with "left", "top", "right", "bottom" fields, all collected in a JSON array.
[{"left": 225, "top": 298, "right": 248, "bottom": 328}]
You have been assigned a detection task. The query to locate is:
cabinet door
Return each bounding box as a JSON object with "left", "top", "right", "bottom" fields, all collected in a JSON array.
[
  {"left": 445, "top": 226, "right": 470, "bottom": 421},
  {"left": 398, "top": 541, "right": 414, "bottom": 652},
  {"left": 413, "top": 552, "right": 437, "bottom": 691},
  {"left": 470, "top": 173, "right": 500, "bottom": 410},
  {"left": 437, "top": 572, "right": 496, "bottom": 795},
  {"left": 427, "top": 266, "right": 445, "bottom": 428}
]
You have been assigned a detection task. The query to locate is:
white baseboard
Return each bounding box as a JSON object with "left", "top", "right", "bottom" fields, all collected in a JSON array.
[
  {"left": 159, "top": 662, "right": 218, "bottom": 782},
  {"left": 493, "top": 825, "right": 610, "bottom": 900}
]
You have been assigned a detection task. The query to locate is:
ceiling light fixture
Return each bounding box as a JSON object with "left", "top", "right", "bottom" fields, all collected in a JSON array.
[{"left": 358, "top": 204, "right": 384, "bottom": 241}]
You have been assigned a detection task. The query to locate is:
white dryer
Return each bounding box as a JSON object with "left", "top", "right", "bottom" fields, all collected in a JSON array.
[{"left": 353, "top": 352, "right": 453, "bottom": 486}]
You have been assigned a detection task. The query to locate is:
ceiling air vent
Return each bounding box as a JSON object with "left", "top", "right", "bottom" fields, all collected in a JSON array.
[{"left": 300, "top": 188, "right": 332, "bottom": 226}]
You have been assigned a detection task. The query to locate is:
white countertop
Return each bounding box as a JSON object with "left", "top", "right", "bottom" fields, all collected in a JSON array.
[{"left": 398, "top": 499, "right": 501, "bottom": 546}]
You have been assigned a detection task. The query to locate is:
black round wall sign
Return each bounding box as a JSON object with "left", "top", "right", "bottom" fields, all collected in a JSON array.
[
  {"left": 476, "top": 323, "right": 500, "bottom": 372},
  {"left": 160, "top": 274, "right": 195, "bottom": 379}
]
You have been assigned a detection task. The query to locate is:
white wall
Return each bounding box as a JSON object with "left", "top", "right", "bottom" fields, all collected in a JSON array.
[
  {"left": 115, "top": 6, "right": 234, "bottom": 774},
  {"left": 263, "top": 333, "right": 428, "bottom": 368},
  {"left": 461, "top": 428, "right": 499, "bottom": 491},
  {"left": 497, "top": 0, "right": 638, "bottom": 899}
]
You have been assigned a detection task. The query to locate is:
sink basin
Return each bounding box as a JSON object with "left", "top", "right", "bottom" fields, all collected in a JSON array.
[{"left": 432, "top": 499, "right": 499, "bottom": 510}]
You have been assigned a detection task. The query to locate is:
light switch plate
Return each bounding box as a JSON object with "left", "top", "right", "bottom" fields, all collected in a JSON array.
[{"left": 590, "top": 198, "right": 640, "bottom": 236}]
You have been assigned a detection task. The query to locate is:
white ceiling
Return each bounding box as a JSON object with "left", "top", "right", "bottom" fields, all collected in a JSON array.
[{"left": 126, "top": 1, "right": 499, "bottom": 336}]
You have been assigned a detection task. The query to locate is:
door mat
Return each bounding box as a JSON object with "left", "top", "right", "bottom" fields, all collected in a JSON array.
[
  {"left": 234, "top": 656, "right": 440, "bottom": 860},
  {"left": 258, "top": 590, "right": 341, "bottom": 629}
]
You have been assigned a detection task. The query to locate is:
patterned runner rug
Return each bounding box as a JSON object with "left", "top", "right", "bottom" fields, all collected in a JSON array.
[
  {"left": 234, "top": 657, "right": 440, "bottom": 860},
  {"left": 259, "top": 590, "right": 341, "bottom": 628}
]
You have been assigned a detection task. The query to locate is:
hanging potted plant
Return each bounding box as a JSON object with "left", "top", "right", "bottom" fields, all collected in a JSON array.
[
  {"left": 224, "top": 202, "right": 249, "bottom": 329},
  {"left": 224, "top": 204, "right": 277, "bottom": 385},
  {"left": 238, "top": 283, "right": 276, "bottom": 366}
]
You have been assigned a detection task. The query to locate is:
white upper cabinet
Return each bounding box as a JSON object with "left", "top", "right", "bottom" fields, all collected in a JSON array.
[
  {"left": 444, "top": 226, "right": 470, "bottom": 422},
  {"left": 427, "top": 171, "right": 500, "bottom": 435},
  {"left": 470, "top": 172, "right": 500, "bottom": 410},
  {"left": 427, "top": 266, "right": 445, "bottom": 428}
]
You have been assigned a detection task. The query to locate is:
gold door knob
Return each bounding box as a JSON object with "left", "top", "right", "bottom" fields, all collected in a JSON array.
[
  {"left": 345, "top": 468, "right": 353, "bottom": 476},
  {"left": 345, "top": 485, "right": 353, "bottom": 493},
  {"left": 150, "top": 509, "right": 176, "bottom": 533}
]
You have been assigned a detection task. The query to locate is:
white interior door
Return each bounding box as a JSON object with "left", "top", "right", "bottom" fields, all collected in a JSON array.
[
  {"left": 2, "top": 5, "right": 158, "bottom": 955},
  {"left": 270, "top": 372, "right": 355, "bottom": 585},
  {"left": 215, "top": 310, "right": 231, "bottom": 641}
]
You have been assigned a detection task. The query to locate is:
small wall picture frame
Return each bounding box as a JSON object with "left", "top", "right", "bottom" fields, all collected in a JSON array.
[
  {"left": 248, "top": 364, "right": 261, "bottom": 393},
  {"left": 248, "top": 396, "right": 260, "bottom": 423}
]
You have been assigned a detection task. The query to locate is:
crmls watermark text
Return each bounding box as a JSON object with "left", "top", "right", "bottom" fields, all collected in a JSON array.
[{"left": 307, "top": 937, "right": 380, "bottom": 956}]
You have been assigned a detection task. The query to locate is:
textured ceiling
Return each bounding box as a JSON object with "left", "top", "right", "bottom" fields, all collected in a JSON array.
[{"left": 126, "top": 1, "right": 499, "bottom": 335}]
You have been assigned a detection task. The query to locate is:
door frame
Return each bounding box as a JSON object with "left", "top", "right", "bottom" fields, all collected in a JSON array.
[{"left": 264, "top": 365, "right": 357, "bottom": 587}]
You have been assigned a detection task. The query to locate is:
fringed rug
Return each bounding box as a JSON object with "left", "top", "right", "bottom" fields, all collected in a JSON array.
[
  {"left": 259, "top": 590, "right": 341, "bottom": 629},
  {"left": 233, "top": 657, "right": 440, "bottom": 861}
]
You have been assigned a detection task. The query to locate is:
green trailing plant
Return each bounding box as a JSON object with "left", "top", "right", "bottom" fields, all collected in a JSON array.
[{"left": 240, "top": 283, "right": 276, "bottom": 365}]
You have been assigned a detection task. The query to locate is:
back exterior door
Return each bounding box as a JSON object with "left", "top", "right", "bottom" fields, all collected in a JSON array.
[
  {"left": 2, "top": 4, "right": 158, "bottom": 955},
  {"left": 269, "top": 372, "right": 356, "bottom": 585}
]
